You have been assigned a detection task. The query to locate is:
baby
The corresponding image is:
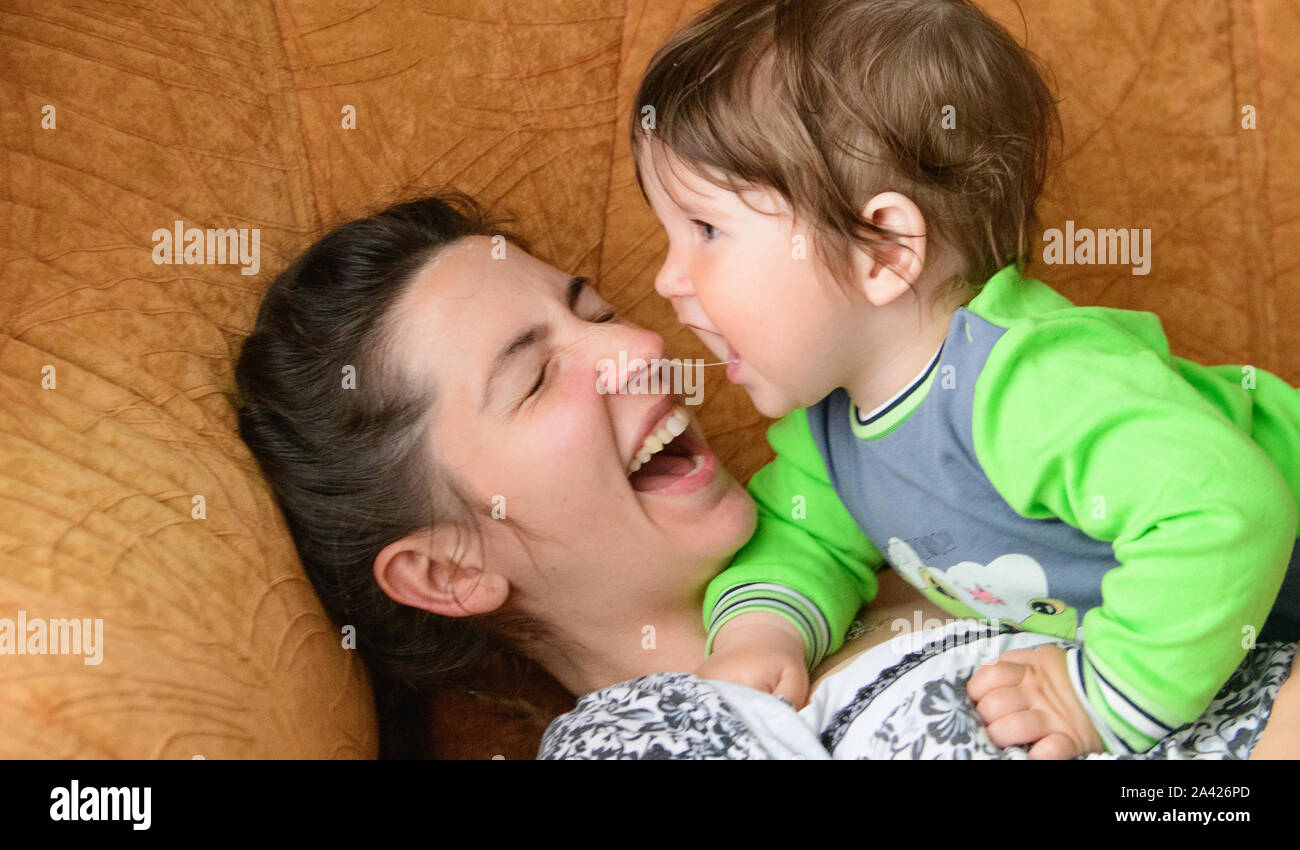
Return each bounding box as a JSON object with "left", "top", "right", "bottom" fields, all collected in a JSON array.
[{"left": 629, "top": 0, "right": 1300, "bottom": 757}]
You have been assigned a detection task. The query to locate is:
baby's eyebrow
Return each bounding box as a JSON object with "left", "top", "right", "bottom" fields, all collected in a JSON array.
[{"left": 679, "top": 190, "right": 736, "bottom": 219}]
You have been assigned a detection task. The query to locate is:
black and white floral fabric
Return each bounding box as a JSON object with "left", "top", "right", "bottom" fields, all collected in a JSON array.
[
  {"left": 537, "top": 672, "right": 775, "bottom": 759},
  {"left": 538, "top": 620, "right": 1296, "bottom": 760}
]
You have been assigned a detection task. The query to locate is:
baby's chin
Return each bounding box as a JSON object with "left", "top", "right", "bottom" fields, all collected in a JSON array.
[
  {"left": 746, "top": 369, "right": 841, "bottom": 418},
  {"left": 744, "top": 379, "right": 800, "bottom": 420}
]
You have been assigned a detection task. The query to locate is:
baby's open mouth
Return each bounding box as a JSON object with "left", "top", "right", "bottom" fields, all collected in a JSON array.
[{"left": 627, "top": 405, "right": 708, "bottom": 492}]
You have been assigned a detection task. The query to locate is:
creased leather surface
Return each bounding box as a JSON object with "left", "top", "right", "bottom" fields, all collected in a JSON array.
[
  {"left": 1, "top": 0, "right": 1296, "bottom": 759},
  {"left": 0, "top": 0, "right": 620, "bottom": 758}
]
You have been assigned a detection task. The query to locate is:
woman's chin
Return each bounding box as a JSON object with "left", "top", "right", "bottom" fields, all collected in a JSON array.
[
  {"left": 679, "top": 472, "right": 756, "bottom": 561},
  {"left": 723, "top": 481, "right": 758, "bottom": 548}
]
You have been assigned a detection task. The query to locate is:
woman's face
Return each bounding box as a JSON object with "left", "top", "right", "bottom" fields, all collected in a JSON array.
[{"left": 383, "top": 236, "right": 755, "bottom": 631}]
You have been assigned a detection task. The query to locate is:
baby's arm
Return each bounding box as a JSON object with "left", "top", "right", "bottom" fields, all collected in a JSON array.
[
  {"left": 697, "top": 409, "right": 882, "bottom": 702},
  {"left": 971, "top": 314, "right": 1299, "bottom": 755}
]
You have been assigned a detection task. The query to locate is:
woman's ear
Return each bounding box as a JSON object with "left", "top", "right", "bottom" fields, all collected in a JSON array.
[
  {"left": 372, "top": 528, "right": 509, "bottom": 618},
  {"left": 854, "top": 191, "right": 927, "bottom": 307}
]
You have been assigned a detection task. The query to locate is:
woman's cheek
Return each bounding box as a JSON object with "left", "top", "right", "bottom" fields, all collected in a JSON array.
[{"left": 539, "top": 387, "right": 605, "bottom": 476}]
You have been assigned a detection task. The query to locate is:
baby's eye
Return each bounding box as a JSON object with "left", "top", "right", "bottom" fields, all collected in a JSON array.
[{"left": 692, "top": 220, "right": 720, "bottom": 242}]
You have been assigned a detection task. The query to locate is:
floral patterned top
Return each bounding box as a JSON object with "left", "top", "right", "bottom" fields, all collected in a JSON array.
[{"left": 539, "top": 621, "right": 1296, "bottom": 760}]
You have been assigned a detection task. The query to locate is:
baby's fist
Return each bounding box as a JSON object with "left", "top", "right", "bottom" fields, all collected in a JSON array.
[
  {"left": 696, "top": 612, "right": 810, "bottom": 709},
  {"left": 966, "top": 643, "right": 1104, "bottom": 759}
]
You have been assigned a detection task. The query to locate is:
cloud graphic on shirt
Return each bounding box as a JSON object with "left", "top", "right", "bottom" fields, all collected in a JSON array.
[
  {"left": 886, "top": 537, "right": 1055, "bottom": 622},
  {"left": 944, "top": 554, "right": 1050, "bottom": 620}
]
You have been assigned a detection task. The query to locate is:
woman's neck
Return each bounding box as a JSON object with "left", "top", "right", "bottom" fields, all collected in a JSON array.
[{"left": 530, "top": 601, "right": 709, "bottom": 697}]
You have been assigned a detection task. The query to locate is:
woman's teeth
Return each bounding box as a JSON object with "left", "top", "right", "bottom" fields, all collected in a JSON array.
[{"left": 627, "top": 406, "right": 690, "bottom": 475}]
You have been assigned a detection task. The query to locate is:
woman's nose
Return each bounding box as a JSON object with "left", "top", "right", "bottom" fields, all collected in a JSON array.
[
  {"left": 593, "top": 325, "right": 667, "bottom": 395},
  {"left": 618, "top": 324, "right": 666, "bottom": 367}
]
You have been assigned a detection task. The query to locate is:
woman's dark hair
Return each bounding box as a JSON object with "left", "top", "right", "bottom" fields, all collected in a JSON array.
[{"left": 234, "top": 192, "right": 551, "bottom": 757}]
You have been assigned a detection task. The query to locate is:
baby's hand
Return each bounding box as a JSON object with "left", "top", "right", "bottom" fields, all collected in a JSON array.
[
  {"left": 966, "top": 643, "right": 1104, "bottom": 759},
  {"left": 695, "top": 611, "right": 810, "bottom": 709}
]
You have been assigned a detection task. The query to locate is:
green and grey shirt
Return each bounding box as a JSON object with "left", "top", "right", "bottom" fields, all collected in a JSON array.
[{"left": 705, "top": 263, "right": 1300, "bottom": 754}]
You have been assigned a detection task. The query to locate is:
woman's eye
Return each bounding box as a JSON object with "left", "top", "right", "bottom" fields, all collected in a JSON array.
[
  {"left": 693, "top": 220, "right": 719, "bottom": 241},
  {"left": 592, "top": 308, "right": 616, "bottom": 323},
  {"left": 526, "top": 360, "right": 549, "bottom": 400}
]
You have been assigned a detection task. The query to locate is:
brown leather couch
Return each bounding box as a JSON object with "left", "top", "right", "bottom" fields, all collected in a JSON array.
[{"left": 2, "top": 0, "right": 1296, "bottom": 759}]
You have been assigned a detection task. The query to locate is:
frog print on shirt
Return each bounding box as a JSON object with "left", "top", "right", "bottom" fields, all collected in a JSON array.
[{"left": 887, "top": 537, "right": 1080, "bottom": 639}]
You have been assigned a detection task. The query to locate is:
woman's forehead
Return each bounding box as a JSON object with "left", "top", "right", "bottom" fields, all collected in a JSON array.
[
  {"left": 387, "top": 237, "right": 566, "bottom": 374},
  {"left": 404, "top": 237, "right": 561, "bottom": 312}
]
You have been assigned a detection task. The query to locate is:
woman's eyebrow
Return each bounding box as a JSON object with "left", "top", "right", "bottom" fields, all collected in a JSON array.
[{"left": 480, "top": 276, "right": 588, "bottom": 411}]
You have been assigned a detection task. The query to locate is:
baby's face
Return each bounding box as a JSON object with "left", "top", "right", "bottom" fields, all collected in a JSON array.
[{"left": 638, "top": 145, "right": 865, "bottom": 418}]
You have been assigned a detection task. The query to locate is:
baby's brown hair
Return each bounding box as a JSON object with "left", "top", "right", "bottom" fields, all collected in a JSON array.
[{"left": 630, "top": 0, "right": 1062, "bottom": 305}]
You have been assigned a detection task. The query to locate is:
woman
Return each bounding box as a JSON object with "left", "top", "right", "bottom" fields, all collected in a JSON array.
[{"left": 234, "top": 192, "right": 1298, "bottom": 759}]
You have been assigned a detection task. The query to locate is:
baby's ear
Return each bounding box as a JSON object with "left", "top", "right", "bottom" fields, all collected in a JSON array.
[{"left": 855, "top": 191, "right": 927, "bottom": 307}]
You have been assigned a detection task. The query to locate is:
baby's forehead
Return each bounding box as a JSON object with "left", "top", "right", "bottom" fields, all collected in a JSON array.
[
  {"left": 638, "top": 145, "right": 710, "bottom": 204},
  {"left": 640, "top": 146, "right": 784, "bottom": 217}
]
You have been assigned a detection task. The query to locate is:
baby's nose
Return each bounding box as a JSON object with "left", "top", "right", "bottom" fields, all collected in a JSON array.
[{"left": 653, "top": 262, "right": 693, "bottom": 302}]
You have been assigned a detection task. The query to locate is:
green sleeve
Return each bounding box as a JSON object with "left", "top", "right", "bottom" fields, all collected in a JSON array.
[
  {"left": 1173, "top": 358, "right": 1300, "bottom": 519},
  {"left": 703, "top": 408, "right": 883, "bottom": 669},
  {"left": 972, "top": 309, "right": 1299, "bottom": 753}
]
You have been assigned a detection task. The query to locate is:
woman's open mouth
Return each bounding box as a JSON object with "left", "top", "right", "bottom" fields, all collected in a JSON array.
[{"left": 626, "top": 404, "right": 718, "bottom": 494}]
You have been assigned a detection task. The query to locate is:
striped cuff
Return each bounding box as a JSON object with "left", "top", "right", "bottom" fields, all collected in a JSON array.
[
  {"left": 706, "top": 583, "right": 830, "bottom": 670},
  {"left": 1065, "top": 646, "right": 1174, "bottom": 754}
]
